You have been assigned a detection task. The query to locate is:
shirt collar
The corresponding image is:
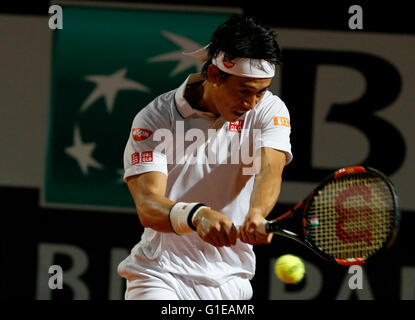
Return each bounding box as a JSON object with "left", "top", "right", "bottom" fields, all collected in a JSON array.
[{"left": 174, "top": 73, "right": 218, "bottom": 120}]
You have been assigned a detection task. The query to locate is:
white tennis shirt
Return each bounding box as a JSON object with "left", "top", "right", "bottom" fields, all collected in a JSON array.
[{"left": 120, "top": 73, "right": 293, "bottom": 286}]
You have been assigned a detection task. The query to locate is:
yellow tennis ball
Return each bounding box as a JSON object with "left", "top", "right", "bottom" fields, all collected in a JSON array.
[{"left": 275, "top": 254, "right": 305, "bottom": 284}]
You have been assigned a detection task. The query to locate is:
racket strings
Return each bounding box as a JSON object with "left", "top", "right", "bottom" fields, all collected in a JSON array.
[{"left": 306, "top": 174, "right": 394, "bottom": 260}]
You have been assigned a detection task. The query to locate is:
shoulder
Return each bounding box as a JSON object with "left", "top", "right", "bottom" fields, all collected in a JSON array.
[
  {"left": 132, "top": 90, "right": 176, "bottom": 127},
  {"left": 253, "top": 91, "right": 290, "bottom": 124}
]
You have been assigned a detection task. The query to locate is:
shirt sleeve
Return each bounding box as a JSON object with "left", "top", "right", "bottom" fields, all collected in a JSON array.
[
  {"left": 257, "top": 96, "right": 293, "bottom": 165},
  {"left": 123, "top": 103, "right": 170, "bottom": 181}
]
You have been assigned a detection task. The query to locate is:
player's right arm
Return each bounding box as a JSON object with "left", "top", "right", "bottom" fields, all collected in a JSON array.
[
  {"left": 126, "top": 172, "right": 237, "bottom": 246},
  {"left": 126, "top": 172, "right": 174, "bottom": 233}
]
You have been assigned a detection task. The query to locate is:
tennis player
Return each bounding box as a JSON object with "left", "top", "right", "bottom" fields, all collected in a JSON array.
[{"left": 118, "top": 15, "right": 293, "bottom": 300}]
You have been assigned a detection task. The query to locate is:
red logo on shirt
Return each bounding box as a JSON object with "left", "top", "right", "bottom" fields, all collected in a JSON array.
[
  {"left": 132, "top": 128, "right": 153, "bottom": 141},
  {"left": 141, "top": 151, "right": 153, "bottom": 163},
  {"left": 229, "top": 120, "right": 244, "bottom": 133},
  {"left": 131, "top": 152, "right": 140, "bottom": 165}
]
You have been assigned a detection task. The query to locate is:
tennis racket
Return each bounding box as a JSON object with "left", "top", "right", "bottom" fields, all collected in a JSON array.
[{"left": 261, "top": 166, "right": 400, "bottom": 266}]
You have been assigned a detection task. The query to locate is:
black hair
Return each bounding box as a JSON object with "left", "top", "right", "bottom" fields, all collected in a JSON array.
[{"left": 202, "top": 15, "right": 281, "bottom": 77}]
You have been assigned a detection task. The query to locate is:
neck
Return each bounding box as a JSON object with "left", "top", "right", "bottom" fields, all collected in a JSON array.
[{"left": 185, "top": 81, "right": 219, "bottom": 116}]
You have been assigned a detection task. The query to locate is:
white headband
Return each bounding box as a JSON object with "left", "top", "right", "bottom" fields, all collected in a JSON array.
[{"left": 183, "top": 45, "right": 275, "bottom": 79}]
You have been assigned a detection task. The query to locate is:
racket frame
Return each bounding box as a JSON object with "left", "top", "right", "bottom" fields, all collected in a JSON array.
[{"left": 266, "top": 166, "right": 401, "bottom": 266}]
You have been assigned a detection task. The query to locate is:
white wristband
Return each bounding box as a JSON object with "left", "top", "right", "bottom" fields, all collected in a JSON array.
[{"left": 168, "top": 202, "right": 209, "bottom": 234}]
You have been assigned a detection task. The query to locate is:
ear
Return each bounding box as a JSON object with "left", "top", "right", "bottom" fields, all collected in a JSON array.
[{"left": 207, "top": 64, "right": 222, "bottom": 85}]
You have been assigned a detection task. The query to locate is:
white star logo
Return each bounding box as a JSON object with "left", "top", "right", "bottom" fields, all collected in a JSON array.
[
  {"left": 148, "top": 31, "right": 204, "bottom": 77},
  {"left": 80, "top": 68, "right": 150, "bottom": 113},
  {"left": 65, "top": 124, "right": 103, "bottom": 175}
]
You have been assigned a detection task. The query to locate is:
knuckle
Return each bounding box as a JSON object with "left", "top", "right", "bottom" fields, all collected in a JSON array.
[{"left": 212, "top": 224, "right": 221, "bottom": 233}]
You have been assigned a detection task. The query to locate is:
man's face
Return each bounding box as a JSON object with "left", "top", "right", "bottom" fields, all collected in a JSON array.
[{"left": 209, "top": 67, "right": 273, "bottom": 122}]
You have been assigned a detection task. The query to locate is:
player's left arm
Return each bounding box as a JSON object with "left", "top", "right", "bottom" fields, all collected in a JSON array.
[{"left": 239, "top": 147, "right": 286, "bottom": 245}]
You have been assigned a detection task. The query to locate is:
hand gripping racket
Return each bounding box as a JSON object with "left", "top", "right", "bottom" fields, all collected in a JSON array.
[{"left": 261, "top": 166, "right": 400, "bottom": 266}]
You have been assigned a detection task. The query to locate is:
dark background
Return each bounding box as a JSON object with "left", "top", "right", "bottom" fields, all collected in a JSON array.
[{"left": 2, "top": 1, "right": 415, "bottom": 35}]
